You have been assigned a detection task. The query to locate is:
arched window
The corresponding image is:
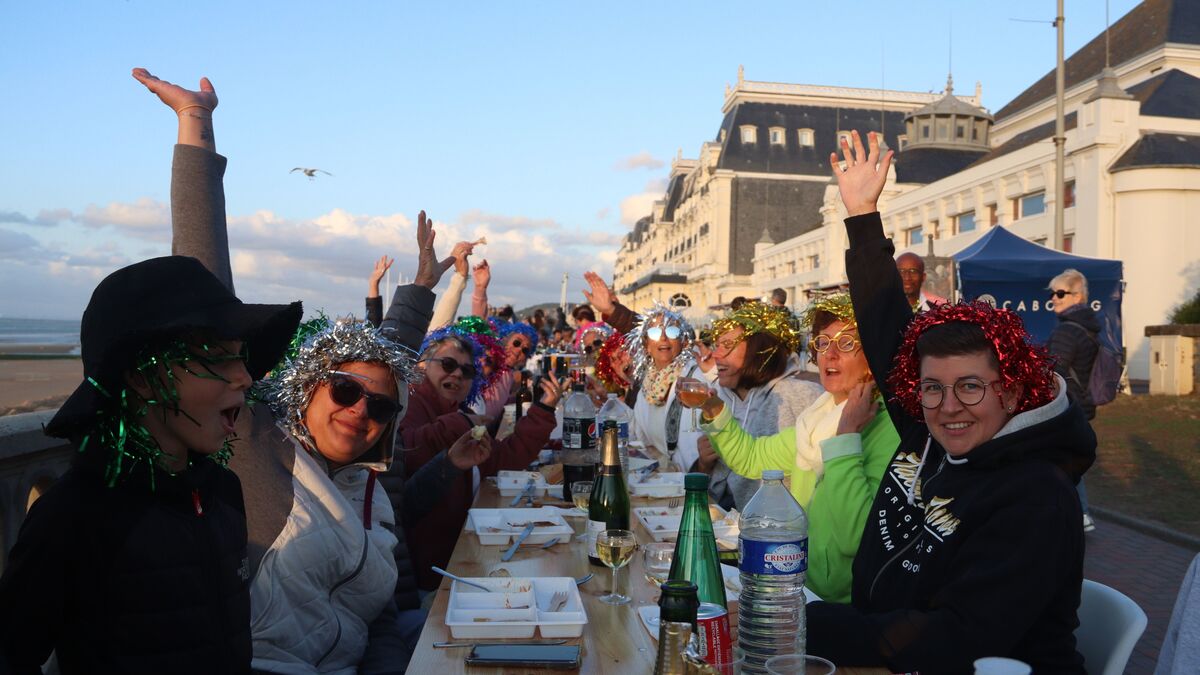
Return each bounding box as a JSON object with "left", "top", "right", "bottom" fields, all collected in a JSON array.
[
  {"left": 740, "top": 125, "right": 758, "bottom": 144},
  {"left": 669, "top": 293, "right": 692, "bottom": 308},
  {"left": 769, "top": 127, "right": 786, "bottom": 146}
]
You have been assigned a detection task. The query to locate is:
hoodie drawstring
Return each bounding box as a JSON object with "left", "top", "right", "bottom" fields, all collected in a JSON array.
[{"left": 363, "top": 469, "right": 378, "bottom": 529}]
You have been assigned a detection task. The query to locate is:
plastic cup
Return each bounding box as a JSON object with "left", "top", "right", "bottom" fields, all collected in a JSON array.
[
  {"left": 972, "top": 657, "right": 1032, "bottom": 675},
  {"left": 684, "top": 646, "right": 746, "bottom": 674},
  {"left": 763, "top": 654, "right": 836, "bottom": 675}
]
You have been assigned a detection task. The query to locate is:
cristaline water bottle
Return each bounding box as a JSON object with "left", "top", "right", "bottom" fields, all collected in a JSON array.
[
  {"left": 737, "top": 469, "right": 809, "bottom": 673},
  {"left": 596, "top": 392, "right": 632, "bottom": 474}
]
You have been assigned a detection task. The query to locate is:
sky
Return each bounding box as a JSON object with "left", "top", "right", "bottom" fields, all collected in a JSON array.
[{"left": 0, "top": 0, "right": 1141, "bottom": 320}]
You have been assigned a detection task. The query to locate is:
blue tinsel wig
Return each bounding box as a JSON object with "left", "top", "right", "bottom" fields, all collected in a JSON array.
[
  {"left": 494, "top": 320, "right": 540, "bottom": 353},
  {"left": 419, "top": 325, "right": 486, "bottom": 406}
]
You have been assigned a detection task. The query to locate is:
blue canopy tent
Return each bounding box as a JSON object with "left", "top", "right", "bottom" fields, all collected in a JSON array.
[{"left": 954, "top": 226, "right": 1125, "bottom": 353}]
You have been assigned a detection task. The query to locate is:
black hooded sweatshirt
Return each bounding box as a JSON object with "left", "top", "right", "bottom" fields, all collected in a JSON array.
[
  {"left": 1048, "top": 303, "right": 1101, "bottom": 420},
  {"left": 806, "top": 212, "right": 1096, "bottom": 674}
]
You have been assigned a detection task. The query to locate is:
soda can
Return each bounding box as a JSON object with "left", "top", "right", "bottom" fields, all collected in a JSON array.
[{"left": 694, "top": 602, "right": 733, "bottom": 665}]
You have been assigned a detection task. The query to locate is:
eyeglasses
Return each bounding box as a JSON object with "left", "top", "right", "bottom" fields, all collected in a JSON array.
[
  {"left": 645, "top": 325, "right": 682, "bottom": 341},
  {"left": 809, "top": 326, "right": 861, "bottom": 354},
  {"left": 917, "top": 378, "right": 1002, "bottom": 409},
  {"left": 424, "top": 356, "right": 478, "bottom": 380},
  {"left": 509, "top": 338, "right": 524, "bottom": 349},
  {"left": 712, "top": 337, "right": 743, "bottom": 356},
  {"left": 1049, "top": 289, "right": 1077, "bottom": 299},
  {"left": 583, "top": 339, "right": 605, "bottom": 354},
  {"left": 327, "top": 373, "right": 402, "bottom": 423}
]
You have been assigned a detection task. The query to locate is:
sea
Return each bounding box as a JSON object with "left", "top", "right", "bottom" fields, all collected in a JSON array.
[{"left": 0, "top": 317, "right": 81, "bottom": 353}]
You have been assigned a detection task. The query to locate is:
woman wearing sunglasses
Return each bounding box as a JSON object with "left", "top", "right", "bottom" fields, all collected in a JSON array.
[
  {"left": 805, "top": 131, "right": 1094, "bottom": 673},
  {"left": 686, "top": 294, "right": 899, "bottom": 602},
  {"left": 137, "top": 68, "right": 495, "bottom": 672},
  {"left": 398, "top": 326, "right": 563, "bottom": 591}
]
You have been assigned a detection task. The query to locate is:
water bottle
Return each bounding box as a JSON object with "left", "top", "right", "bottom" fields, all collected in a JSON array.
[
  {"left": 561, "top": 383, "right": 597, "bottom": 501},
  {"left": 596, "top": 392, "right": 632, "bottom": 474},
  {"left": 737, "top": 469, "right": 809, "bottom": 673}
]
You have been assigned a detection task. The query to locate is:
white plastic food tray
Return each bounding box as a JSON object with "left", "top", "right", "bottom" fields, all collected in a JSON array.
[
  {"left": 628, "top": 472, "right": 685, "bottom": 498},
  {"left": 466, "top": 507, "right": 573, "bottom": 546},
  {"left": 634, "top": 504, "right": 737, "bottom": 549},
  {"left": 496, "top": 470, "right": 551, "bottom": 497},
  {"left": 445, "top": 576, "right": 588, "bottom": 639}
]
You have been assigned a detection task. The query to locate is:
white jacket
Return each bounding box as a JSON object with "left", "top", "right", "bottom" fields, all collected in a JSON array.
[{"left": 249, "top": 434, "right": 399, "bottom": 674}]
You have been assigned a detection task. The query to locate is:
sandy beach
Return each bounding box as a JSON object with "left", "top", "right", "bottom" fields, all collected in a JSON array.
[{"left": 0, "top": 358, "right": 83, "bottom": 416}]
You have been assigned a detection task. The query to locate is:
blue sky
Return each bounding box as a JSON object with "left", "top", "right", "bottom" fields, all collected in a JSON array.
[{"left": 0, "top": 0, "right": 1140, "bottom": 319}]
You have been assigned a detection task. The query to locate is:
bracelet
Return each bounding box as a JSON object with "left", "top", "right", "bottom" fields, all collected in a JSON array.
[
  {"left": 179, "top": 111, "right": 212, "bottom": 120},
  {"left": 175, "top": 104, "right": 213, "bottom": 115}
]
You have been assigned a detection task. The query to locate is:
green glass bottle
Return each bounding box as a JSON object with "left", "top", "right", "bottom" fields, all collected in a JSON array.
[
  {"left": 654, "top": 580, "right": 700, "bottom": 675},
  {"left": 587, "top": 421, "right": 630, "bottom": 566},
  {"left": 667, "top": 473, "right": 727, "bottom": 608}
]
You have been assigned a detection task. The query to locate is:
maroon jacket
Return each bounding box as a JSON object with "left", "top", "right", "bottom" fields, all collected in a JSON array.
[{"left": 399, "top": 379, "right": 556, "bottom": 590}]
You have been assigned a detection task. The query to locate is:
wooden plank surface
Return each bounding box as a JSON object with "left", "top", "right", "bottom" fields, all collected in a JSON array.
[{"left": 408, "top": 482, "right": 888, "bottom": 674}]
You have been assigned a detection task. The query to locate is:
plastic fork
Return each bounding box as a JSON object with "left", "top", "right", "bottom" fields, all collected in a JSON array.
[
  {"left": 667, "top": 496, "right": 682, "bottom": 509},
  {"left": 546, "top": 590, "right": 569, "bottom": 612}
]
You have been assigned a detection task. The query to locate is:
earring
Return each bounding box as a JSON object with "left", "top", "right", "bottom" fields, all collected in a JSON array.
[{"left": 1007, "top": 405, "right": 1015, "bottom": 413}]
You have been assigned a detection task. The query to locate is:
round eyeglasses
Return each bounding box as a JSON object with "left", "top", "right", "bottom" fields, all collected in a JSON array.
[
  {"left": 645, "top": 325, "right": 681, "bottom": 341},
  {"left": 917, "top": 378, "right": 1002, "bottom": 409},
  {"left": 808, "top": 326, "right": 861, "bottom": 354}
]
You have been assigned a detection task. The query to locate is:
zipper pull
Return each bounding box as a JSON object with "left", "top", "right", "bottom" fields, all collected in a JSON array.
[{"left": 192, "top": 488, "right": 204, "bottom": 517}]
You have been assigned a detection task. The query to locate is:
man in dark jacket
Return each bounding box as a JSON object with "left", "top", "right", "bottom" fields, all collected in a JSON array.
[{"left": 1048, "top": 268, "right": 1101, "bottom": 532}]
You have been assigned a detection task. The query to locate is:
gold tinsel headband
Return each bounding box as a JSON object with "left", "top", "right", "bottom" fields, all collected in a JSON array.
[
  {"left": 710, "top": 301, "right": 802, "bottom": 354},
  {"left": 798, "top": 292, "right": 856, "bottom": 331}
]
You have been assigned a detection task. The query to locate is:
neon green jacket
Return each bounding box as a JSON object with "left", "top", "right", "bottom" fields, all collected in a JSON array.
[{"left": 703, "top": 396, "right": 898, "bottom": 603}]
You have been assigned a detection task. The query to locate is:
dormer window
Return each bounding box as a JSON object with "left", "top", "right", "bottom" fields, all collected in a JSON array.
[
  {"left": 897, "top": 134, "right": 908, "bottom": 151},
  {"left": 769, "top": 127, "right": 785, "bottom": 145},
  {"left": 836, "top": 131, "right": 853, "bottom": 148},
  {"left": 740, "top": 125, "right": 757, "bottom": 144},
  {"left": 797, "top": 128, "right": 815, "bottom": 147}
]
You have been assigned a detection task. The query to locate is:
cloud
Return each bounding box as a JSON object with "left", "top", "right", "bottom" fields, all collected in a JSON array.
[
  {"left": 78, "top": 197, "right": 170, "bottom": 231},
  {"left": 618, "top": 178, "right": 668, "bottom": 225},
  {"left": 614, "top": 151, "right": 665, "bottom": 171},
  {"left": 0, "top": 208, "right": 71, "bottom": 227},
  {"left": 596, "top": 206, "right": 611, "bottom": 220},
  {"left": 458, "top": 209, "right": 561, "bottom": 233}
]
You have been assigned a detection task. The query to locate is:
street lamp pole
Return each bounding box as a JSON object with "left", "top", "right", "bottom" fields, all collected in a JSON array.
[{"left": 1053, "top": 0, "right": 1066, "bottom": 250}]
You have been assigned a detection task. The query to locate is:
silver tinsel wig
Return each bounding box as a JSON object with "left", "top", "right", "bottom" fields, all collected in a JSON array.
[
  {"left": 262, "top": 317, "right": 421, "bottom": 452},
  {"left": 627, "top": 302, "right": 695, "bottom": 382}
]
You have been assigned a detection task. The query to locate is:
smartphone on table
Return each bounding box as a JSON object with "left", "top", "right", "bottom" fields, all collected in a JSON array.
[{"left": 464, "top": 643, "right": 581, "bottom": 669}]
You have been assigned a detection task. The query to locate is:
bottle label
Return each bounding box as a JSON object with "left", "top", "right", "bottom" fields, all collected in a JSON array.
[
  {"left": 563, "top": 418, "right": 597, "bottom": 450},
  {"left": 586, "top": 519, "right": 606, "bottom": 558},
  {"left": 739, "top": 538, "right": 808, "bottom": 575}
]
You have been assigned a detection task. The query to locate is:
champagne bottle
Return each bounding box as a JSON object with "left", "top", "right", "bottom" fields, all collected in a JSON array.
[
  {"left": 668, "top": 473, "right": 727, "bottom": 609},
  {"left": 515, "top": 372, "right": 533, "bottom": 420},
  {"left": 587, "top": 420, "right": 630, "bottom": 566},
  {"left": 654, "top": 581, "right": 700, "bottom": 675}
]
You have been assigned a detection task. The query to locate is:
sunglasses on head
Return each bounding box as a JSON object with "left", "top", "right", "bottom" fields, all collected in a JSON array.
[
  {"left": 327, "top": 373, "right": 402, "bottom": 423},
  {"left": 1049, "top": 289, "right": 1077, "bottom": 299},
  {"left": 426, "top": 356, "right": 478, "bottom": 380},
  {"left": 645, "top": 325, "right": 682, "bottom": 341}
]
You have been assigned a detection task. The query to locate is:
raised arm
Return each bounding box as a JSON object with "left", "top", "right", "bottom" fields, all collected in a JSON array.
[
  {"left": 470, "top": 260, "right": 491, "bottom": 318},
  {"left": 427, "top": 241, "right": 476, "bottom": 330},
  {"left": 832, "top": 131, "right": 916, "bottom": 431},
  {"left": 380, "top": 211, "right": 455, "bottom": 350},
  {"left": 133, "top": 67, "right": 234, "bottom": 291},
  {"left": 583, "top": 270, "right": 638, "bottom": 334},
  {"left": 365, "top": 256, "right": 394, "bottom": 327}
]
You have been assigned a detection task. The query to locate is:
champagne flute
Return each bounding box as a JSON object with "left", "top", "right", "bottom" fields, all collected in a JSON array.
[
  {"left": 677, "top": 379, "right": 712, "bottom": 430},
  {"left": 597, "top": 529, "right": 636, "bottom": 605},
  {"left": 570, "top": 481, "right": 593, "bottom": 540}
]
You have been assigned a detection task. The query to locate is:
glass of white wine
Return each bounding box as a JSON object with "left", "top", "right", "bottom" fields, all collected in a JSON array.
[
  {"left": 642, "top": 542, "right": 674, "bottom": 587},
  {"left": 597, "top": 529, "right": 637, "bottom": 605},
  {"left": 570, "top": 481, "right": 592, "bottom": 540}
]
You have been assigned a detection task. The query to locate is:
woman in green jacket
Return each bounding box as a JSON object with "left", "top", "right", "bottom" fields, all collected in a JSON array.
[{"left": 687, "top": 293, "right": 899, "bottom": 603}]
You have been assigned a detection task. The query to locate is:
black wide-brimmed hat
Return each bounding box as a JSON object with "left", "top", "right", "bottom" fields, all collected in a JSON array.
[{"left": 46, "top": 256, "right": 303, "bottom": 438}]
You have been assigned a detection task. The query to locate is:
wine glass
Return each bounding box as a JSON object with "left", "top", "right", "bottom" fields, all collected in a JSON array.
[
  {"left": 570, "top": 481, "right": 593, "bottom": 540},
  {"left": 597, "top": 529, "right": 637, "bottom": 605},
  {"left": 677, "top": 379, "right": 712, "bottom": 430},
  {"left": 642, "top": 542, "right": 674, "bottom": 587}
]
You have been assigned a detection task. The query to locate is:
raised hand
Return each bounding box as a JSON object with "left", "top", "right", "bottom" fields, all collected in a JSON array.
[
  {"left": 368, "top": 255, "right": 394, "bottom": 298},
  {"left": 472, "top": 259, "right": 491, "bottom": 289},
  {"left": 836, "top": 381, "right": 880, "bottom": 436},
  {"left": 132, "top": 67, "right": 218, "bottom": 113},
  {"left": 447, "top": 429, "right": 492, "bottom": 470},
  {"left": 694, "top": 341, "right": 716, "bottom": 373},
  {"left": 830, "top": 130, "right": 894, "bottom": 217},
  {"left": 537, "top": 373, "right": 564, "bottom": 408},
  {"left": 450, "top": 241, "right": 475, "bottom": 277},
  {"left": 582, "top": 271, "right": 618, "bottom": 316},
  {"left": 413, "top": 211, "right": 457, "bottom": 289}
]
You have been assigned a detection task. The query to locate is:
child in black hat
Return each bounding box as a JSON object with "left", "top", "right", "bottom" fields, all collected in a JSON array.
[{"left": 0, "top": 253, "right": 301, "bottom": 674}]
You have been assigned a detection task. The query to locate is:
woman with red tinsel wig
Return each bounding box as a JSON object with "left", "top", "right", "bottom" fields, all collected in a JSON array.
[{"left": 805, "top": 131, "right": 1095, "bottom": 675}]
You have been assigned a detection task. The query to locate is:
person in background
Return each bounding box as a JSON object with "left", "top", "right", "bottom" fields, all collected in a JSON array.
[
  {"left": 807, "top": 129, "right": 1093, "bottom": 673},
  {"left": 572, "top": 303, "right": 597, "bottom": 326},
  {"left": 770, "top": 287, "right": 788, "bottom": 308},
  {"left": 729, "top": 296, "right": 749, "bottom": 311},
  {"left": 365, "top": 255, "right": 394, "bottom": 327},
  {"left": 690, "top": 293, "right": 899, "bottom": 602},
  {"left": 497, "top": 305, "right": 516, "bottom": 323},
  {"left": 1047, "top": 268, "right": 1100, "bottom": 533},
  {"left": 895, "top": 252, "right": 946, "bottom": 313}
]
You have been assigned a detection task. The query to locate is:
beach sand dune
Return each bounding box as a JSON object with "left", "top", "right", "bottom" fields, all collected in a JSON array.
[{"left": 0, "top": 359, "right": 83, "bottom": 416}]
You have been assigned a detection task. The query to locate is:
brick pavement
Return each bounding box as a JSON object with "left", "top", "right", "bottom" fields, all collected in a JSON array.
[{"left": 1083, "top": 514, "right": 1200, "bottom": 674}]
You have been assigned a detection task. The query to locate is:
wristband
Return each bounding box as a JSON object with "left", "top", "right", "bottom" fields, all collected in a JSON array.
[
  {"left": 175, "top": 104, "right": 213, "bottom": 115},
  {"left": 179, "top": 111, "right": 212, "bottom": 120}
]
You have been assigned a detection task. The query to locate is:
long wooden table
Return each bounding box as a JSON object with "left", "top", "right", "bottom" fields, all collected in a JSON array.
[{"left": 409, "top": 482, "right": 888, "bottom": 673}]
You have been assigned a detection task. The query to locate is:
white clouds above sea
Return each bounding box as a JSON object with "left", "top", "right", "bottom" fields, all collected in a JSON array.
[{"left": 0, "top": 199, "right": 621, "bottom": 319}]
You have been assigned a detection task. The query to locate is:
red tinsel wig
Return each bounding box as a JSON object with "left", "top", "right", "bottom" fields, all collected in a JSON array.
[
  {"left": 886, "top": 301, "right": 1056, "bottom": 419},
  {"left": 594, "top": 331, "right": 629, "bottom": 392}
]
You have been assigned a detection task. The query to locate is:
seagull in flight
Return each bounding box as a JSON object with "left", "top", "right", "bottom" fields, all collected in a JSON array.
[{"left": 291, "top": 167, "right": 332, "bottom": 180}]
